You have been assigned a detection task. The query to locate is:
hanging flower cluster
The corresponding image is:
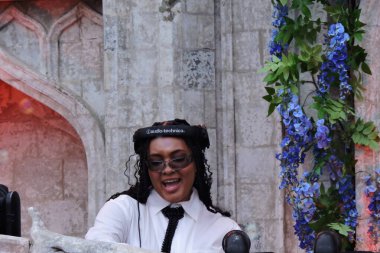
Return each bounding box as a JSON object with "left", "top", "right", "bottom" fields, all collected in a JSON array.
[
  {"left": 315, "top": 119, "right": 331, "bottom": 149},
  {"left": 364, "top": 168, "right": 380, "bottom": 243},
  {"left": 292, "top": 174, "right": 320, "bottom": 253},
  {"left": 276, "top": 90, "right": 313, "bottom": 191},
  {"left": 275, "top": 90, "right": 317, "bottom": 251},
  {"left": 336, "top": 175, "right": 358, "bottom": 241},
  {"left": 317, "top": 23, "right": 351, "bottom": 99},
  {"left": 269, "top": 3, "right": 288, "bottom": 58}
]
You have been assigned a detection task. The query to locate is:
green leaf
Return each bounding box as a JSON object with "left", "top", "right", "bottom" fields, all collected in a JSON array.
[
  {"left": 327, "top": 223, "right": 354, "bottom": 237},
  {"left": 264, "top": 73, "right": 277, "bottom": 84},
  {"left": 362, "top": 137, "right": 370, "bottom": 146},
  {"left": 262, "top": 94, "right": 272, "bottom": 102},
  {"left": 356, "top": 120, "right": 365, "bottom": 131},
  {"left": 361, "top": 62, "right": 372, "bottom": 75},
  {"left": 352, "top": 132, "right": 360, "bottom": 143},
  {"left": 329, "top": 99, "right": 344, "bottom": 108},
  {"left": 272, "top": 55, "right": 281, "bottom": 63},
  {"left": 369, "top": 140, "right": 379, "bottom": 151},
  {"left": 280, "top": 0, "right": 288, "bottom": 6},
  {"left": 283, "top": 68, "right": 290, "bottom": 81},
  {"left": 299, "top": 52, "right": 309, "bottom": 62},
  {"left": 340, "top": 111, "right": 347, "bottom": 121},
  {"left": 301, "top": 4, "right": 311, "bottom": 18},
  {"left": 268, "top": 103, "right": 276, "bottom": 117},
  {"left": 289, "top": 83, "right": 298, "bottom": 95},
  {"left": 363, "top": 123, "right": 375, "bottom": 135},
  {"left": 320, "top": 183, "right": 325, "bottom": 195},
  {"left": 354, "top": 32, "right": 363, "bottom": 42},
  {"left": 368, "top": 131, "right": 379, "bottom": 139},
  {"left": 265, "top": 86, "right": 276, "bottom": 95}
]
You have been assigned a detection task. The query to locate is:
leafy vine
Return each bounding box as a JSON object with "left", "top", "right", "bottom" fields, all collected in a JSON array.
[{"left": 263, "top": 0, "right": 380, "bottom": 251}]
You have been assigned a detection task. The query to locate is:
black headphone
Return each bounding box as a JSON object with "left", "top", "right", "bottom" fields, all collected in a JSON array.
[{"left": 133, "top": 120, "right": 210, "bottom": 153}]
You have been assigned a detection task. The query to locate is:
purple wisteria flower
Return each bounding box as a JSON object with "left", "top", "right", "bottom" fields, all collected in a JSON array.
[
  {"left": 364, "top": 169, "right": 380, "bottom": 242},
  {"left": 292, "top": 175, "right": 320, "bottom": 253},
  {"left": 315, "top": 119, "right": 331, "bottom": 149},
  {"left": 325, "top": 155, "right": 343, "bottom": 181},
  {"left": 336, "top": 175, "right": 358, "bottom": 242},
  {"left": 277, "top": 91, "right": 313, "bottom": 191},
  {"left": 317, "top": 23, "right": 351, "bottom": 99},
  {"left": 275, "top": 90, "right": 317, "bottom": 252},
  {"left": 269, "top": 3, "right": 288, "bottom": 58}
]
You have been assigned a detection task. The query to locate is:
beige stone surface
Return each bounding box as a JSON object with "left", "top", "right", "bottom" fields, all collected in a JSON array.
[{"left": 0, "top": 235, "right": 30, "bottom": 253}]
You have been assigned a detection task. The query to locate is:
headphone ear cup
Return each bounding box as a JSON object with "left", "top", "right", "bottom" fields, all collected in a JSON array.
[{"left": 199, "top": 127, "right": 210, "bottom": 149}]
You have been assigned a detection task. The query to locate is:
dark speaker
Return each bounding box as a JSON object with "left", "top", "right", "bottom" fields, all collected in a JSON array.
[
  {"left": 222, "top": 230, "right": 251, "bottom": 253},
  {"left": 314, "top": 230, "right": 341, "bottom": 253},
  {"left": 0, "top": 184, "right": 21, "bottom": 237}
]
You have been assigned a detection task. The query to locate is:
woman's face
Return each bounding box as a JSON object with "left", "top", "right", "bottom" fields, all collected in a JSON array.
[{"left": 148, "top": 137, "right": 196, "bottom": 203}]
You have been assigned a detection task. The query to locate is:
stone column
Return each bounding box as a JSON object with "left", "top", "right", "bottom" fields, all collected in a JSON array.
[
  {"left": 216, "top": 0, "right": 285, "bottom": 252},
  {"left": 355, "top": 1, "right": 380, "bottom": 251}
]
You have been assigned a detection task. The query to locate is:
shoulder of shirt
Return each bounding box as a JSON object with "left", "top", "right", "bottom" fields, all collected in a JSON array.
[{"left": 106, "top": 194, "right": 141, "bottom": 207}]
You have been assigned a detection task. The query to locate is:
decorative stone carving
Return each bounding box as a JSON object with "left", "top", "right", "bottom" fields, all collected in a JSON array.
[{"left": 182, "top": 49, "right": 215, "bottom": 89}]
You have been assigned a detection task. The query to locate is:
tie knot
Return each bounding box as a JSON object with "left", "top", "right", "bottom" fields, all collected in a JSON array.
[{"left": 162, "top": 205, "right": 184, "bottom": 220}]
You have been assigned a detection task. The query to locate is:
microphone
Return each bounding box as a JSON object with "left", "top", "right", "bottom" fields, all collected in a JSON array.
[
  {"left": 222, "top": 230, "right": 251, "bottom": 253},
  {"left": 314, "top": 230, "right": 341, "bottom": 253}
]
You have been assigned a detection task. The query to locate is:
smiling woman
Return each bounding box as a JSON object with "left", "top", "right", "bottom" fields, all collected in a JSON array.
[
  {"left": 148, "top": 137, "right": 196, "bottom": 203},
  {"left": 85, "top": 119, "right": 241, "bottom": 253}
]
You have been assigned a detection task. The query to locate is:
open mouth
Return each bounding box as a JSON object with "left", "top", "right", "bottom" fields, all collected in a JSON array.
[
  {"left": 163, "top": 178, "right": 180, "bottom": 186},
  {"left": 162, "top": 178, "right": 181, "bottom": 192}
]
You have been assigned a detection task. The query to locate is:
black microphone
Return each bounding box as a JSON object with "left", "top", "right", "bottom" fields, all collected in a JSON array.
[
  {"left": 314, "top": 230, "right": 341, "bottom": 253},
  {"left": 222, "top": 230, "right": 251, "bottom": 253}
]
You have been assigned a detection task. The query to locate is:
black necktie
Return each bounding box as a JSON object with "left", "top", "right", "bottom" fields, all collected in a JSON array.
[{"left": 161, "top": 205, "right": 185, "bottom": 253}]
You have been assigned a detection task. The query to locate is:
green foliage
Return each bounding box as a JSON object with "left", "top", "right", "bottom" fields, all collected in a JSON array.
[
  {"left": 328, "top": 223, "right": 354, "bottom": 237},
  {"left": 311, "top": 97, "right": 353, "bottom": 124},
  {"left": 352, "top": 119, "right": 380, "bottom": 150},
  {"left": 292, "top": 0, "right": 313, "bottom": 18},
  {"left": 263, "top": 0, "right": 380, "bottom": 250}
]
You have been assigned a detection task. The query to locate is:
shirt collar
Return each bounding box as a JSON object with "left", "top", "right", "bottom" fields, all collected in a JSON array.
[{"left": 148, "top": 188, "right": 201, "bottom": 221}]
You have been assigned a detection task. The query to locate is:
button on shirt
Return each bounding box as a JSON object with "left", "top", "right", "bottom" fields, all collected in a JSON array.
[{"left": 85, "top": 188, "right": 240, "bottom": 253}]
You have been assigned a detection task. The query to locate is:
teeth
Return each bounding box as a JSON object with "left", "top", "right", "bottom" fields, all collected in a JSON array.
[{"left": 164, "top": 179, "right": 179, "bottom": 184}]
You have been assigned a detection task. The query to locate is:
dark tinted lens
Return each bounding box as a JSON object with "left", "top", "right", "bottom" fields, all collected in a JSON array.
[
  {"left": 147, "top": 160, "right": 164, "bottom": 171},
  {"left": 169, "top": 155, "right": 192, "bottom": 169}
]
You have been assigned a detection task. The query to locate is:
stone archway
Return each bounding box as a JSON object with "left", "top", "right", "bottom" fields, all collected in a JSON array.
[
  {"left": 0, "top": 48, "right": 106, "bottom": 230},
  {"left": 0, "top": 80, "right": 88, "bottom": 237},
  {"left": 0, "top": 1, "right": 106, "bottom": 230}
]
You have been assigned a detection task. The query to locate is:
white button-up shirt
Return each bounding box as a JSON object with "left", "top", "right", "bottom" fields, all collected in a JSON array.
[{"left": 86, "top": 189, "right": 240, "bottom": 253}]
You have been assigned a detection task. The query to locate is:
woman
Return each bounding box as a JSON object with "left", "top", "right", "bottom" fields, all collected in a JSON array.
[{"left": 86, "top": 119, "right": 240, "bottom": 253}]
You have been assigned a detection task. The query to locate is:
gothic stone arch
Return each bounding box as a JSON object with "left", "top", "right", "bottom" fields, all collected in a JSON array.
[
  {"left": 0, "top": 48, "right": 106, "bottom": 225},
  {"left": 0, "top": 3, "right": 106, "bottom": 225}
]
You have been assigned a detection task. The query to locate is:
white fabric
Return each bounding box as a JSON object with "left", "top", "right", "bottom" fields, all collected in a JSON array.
[{"left": 85, "top": 189, "right": 240, "bottom": 253}]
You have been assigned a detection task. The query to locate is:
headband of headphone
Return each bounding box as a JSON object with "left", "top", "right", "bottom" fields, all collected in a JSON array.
[{"left": 133, "top": 123, "right": 210, "bottom": 153}]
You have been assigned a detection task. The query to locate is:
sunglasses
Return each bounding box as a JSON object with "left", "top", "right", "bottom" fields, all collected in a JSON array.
[{"left": 146, "top": 154, "right": 193, "bottom": 172}]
